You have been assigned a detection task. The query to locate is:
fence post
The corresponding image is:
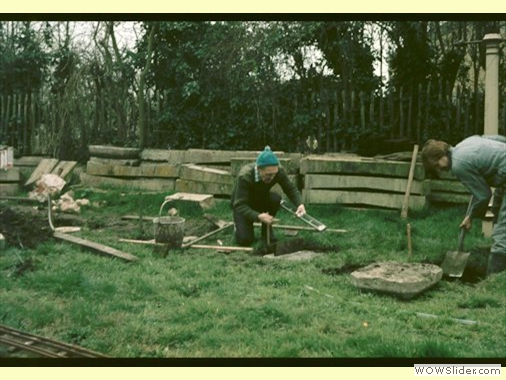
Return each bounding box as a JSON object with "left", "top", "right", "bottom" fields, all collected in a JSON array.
[{"left": 483, "top": 33, "right": 502, "bottom": 135}]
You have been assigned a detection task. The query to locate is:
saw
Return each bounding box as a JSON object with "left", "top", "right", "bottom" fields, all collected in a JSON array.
[{"left": 280, "top": 199, "right": 327, "bottom": 231}]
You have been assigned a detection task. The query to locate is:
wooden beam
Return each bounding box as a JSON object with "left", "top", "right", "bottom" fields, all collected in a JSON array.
[
  {"left": 300, "top": 155, "right": 425, "bottom": 180},
  {"left": 164, "top": 192, "right": 214, "bottom": 209},
  {"left": 122, "top": 215, "right": 155, "bottom": 221},
  {"left": 80, "top": 173, "right": 176, "bottom": 192},
  {"left": 0, "top": 168, "right": 20, "bottom": 182},
  {"left": 302, "top": 189, "right": 426, "bottom": 210},
  {"left": 429, "top": 179, "right": 470, "bottom": 193},
  {"left": 181, "top": 223, "right": 234, "bottom": 248},
  {"left": 175, "top": 179, "right": 232, "bottom": 196},
  {"left": 88, "top": 145, "right": 140, "bottom": 159},
  {"left": 54, "top": 232, "right": 139, "bottom": 262},
  {"left": 25, "top": 158, "right": 59, "bottom": 186},
  {"left": 86, "top": 161, "right": 180, "bottom": 178},
  {"left": 304, "top": 174, "right": 427, "bottom": 195},
  {"left": 0, "top": 183, "right": 20, "bottom": 196},
  {"left": 51, "top": 160, "right": 77, "bottom": 180},
  {"left": 179, "top": 164, "right": 233, "bottom": 185},
  {"left": 187, "top": 244, "right": 253, "bottom": 252}
]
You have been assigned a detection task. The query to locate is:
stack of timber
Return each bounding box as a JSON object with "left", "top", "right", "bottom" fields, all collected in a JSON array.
[
  {"left": 81, "top": 145, "right": 178, "bottom": 192},
  {"left": 426, "top": 170, "right": 471, "bottom": 204},
  {"left": 300, "top": 153, "right": 428, "bottom": 210}
]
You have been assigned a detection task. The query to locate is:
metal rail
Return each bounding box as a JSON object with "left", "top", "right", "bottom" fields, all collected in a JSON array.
[{"left": 0, "top": 324, "right": 109, "bottom": 358}]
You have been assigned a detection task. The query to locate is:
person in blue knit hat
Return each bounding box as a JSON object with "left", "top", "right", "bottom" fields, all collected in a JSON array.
[{"left": 231, "top": 146, "right": 306, "bottom": 246}]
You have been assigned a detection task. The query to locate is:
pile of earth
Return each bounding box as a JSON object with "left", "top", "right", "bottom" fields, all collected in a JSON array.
[{"left": 0, "top": 204, "right": 53, "bottom": 249}]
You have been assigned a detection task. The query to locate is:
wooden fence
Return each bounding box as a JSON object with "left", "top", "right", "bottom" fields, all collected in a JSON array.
[{"left": 1, "top": 82, "right": 504, "bottom": 159}]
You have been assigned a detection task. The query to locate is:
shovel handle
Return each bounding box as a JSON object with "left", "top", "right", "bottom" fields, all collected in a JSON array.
[
  {"left": 457, "top": 227, "right": 466, "bottom": 252},
  {"left": 457, "top": 196, "right": 473, "bottom": 252}
]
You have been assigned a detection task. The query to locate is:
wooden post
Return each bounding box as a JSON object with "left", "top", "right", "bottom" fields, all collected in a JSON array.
[
  {"left": 407, "top": 223, "right": 412, "bottom": 261},
  {"left": 401, "top": 144, "right": 419, "bottom": 219}
]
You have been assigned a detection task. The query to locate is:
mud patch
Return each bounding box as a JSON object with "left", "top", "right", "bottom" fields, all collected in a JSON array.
[{"left": 0, "top": 204, "right": 53, "bottom": 249}]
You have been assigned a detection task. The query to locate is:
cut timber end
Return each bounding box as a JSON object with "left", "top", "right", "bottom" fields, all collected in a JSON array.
[{"left": 164, "top": 192, "right": 214, "bottom": 209}]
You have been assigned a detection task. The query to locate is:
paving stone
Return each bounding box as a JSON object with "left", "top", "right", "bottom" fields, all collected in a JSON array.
[{"left": 350, "top": 261, "right": 443, "bottom": 300}]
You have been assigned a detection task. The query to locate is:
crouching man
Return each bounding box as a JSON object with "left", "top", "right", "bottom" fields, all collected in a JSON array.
[{"left": 231, "top": 146, "right": 306, "bottom": 246}]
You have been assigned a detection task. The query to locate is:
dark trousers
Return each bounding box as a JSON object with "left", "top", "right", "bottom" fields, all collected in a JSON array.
[{"left": 234, "top": 192, "right": 281, "bottom": 246}]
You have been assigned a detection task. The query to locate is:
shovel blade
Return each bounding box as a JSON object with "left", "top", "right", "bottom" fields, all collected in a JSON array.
[{"left": 441, "top": 251, "right": 471, "bottom": 278}]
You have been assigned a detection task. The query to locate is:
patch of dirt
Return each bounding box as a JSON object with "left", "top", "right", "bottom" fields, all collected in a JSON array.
[{"left": 0, "top": 204, "right": 53, "bottom": 248}]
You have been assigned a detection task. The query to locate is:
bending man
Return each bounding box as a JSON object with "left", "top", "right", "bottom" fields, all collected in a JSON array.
[{"left": 421, "top": 134, "right": 506, "bottom": 276}]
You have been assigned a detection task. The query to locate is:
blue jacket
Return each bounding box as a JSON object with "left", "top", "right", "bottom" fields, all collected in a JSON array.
[{"left": 450, "top": 134, "right": 506, "bottom": 219}]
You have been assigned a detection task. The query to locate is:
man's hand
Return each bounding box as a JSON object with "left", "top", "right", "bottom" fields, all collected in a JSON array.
[
  {"left": 459, "top": 215, "right": 472, "bottom": 231},
  {"left": 295, "top": 204, "right": 306, "bottom": 217},
  {"left": 258, "top": 212, "right": 275, "bottom": 225}
]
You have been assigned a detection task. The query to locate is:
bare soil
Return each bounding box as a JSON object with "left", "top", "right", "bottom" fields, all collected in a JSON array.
[{"left": 0, "top": 202, "right": 218, "bottom": 249}]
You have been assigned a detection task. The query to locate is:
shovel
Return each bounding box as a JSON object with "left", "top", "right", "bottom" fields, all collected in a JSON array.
[{"left": 441, "top": 196, "right": 473, "bottom": 278}]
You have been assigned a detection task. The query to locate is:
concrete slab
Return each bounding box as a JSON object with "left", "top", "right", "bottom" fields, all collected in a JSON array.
[{"left": 350, "top": 261, "right": 443, "bottom": 300}]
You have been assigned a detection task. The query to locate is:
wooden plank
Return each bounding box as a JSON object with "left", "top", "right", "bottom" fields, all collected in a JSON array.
[
  {"left": 429, "top": 179, "right": 470, "bottom": 194},
  {"left": 87, "top": 161, "right": 180, "bottom": 178},
  {"left": 179, "top": 164, "right": 233, "bottom": 185},
  {"left": 14, "top": 156, "right": 48, "bottom": 167},
  {"left": 88, "top": 145, "right": 140, "bottom": 159},
  {"left": 53, "top": 232, "right": 139, "bottom": 262},
  {"left": 0, "top": 168, "right": 20, "bottom": 182},
  {"left": 0, "top": 183, "right": 20, "bottom": 196},
  {"left": 230, "top": 157, "right": 298, "bottom": 175},
  {"left": 51, "top": 160, "right": 77, "bottom": 179},
  {"left": 428, "top": 192, "right": 470, "bottom": 204},
  {"left": 299, "top": 155, "right": 425, "bottom": 180},
  {"left": 0, "top": 196, "right": 38, "bottom": 202},
  {"left": 187, "top": 244, "right": 253, "bottom": 252},
  {"left": 140, "top": 149, "right": 187, "bottom": 163},
  {"left": 164, "top": 192, "right": 215, "bottom": 209},
  {"left": 175, "top": 179, "right": 233, "bottom": 196},
  {"left": 302, "top": 189, "right": 426, "bottom": 210},
  {"left": 186, "top": 149, "right": 285, "bottom": 164},
  {"left": 89, "top": 157, "right": 141, "bottom": 166},
  {"left": 182, "top": 223, "right": 234, "bottom": 248},
  {"left": 122, "top": 215, "right": 155, "bottom": 221},
  {"left": 304, "top": 174, "right": 428, "bottom": 195},
  {"left": 80, "top": 172, "right": 176, "bottom": 192},
  {"left": 25, "top": 158, "right": 59, "bottom": 186}
]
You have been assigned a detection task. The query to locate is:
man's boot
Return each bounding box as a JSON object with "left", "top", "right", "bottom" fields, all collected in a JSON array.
[{"left": 486, "top": 253, "right": 506, "bottom": 277}]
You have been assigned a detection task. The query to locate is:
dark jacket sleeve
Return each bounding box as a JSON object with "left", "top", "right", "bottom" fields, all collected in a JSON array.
[
  {"left": 277, "top": 168, "right": 303, "bottom": 207},
  {"left": 232, "top": 169, "right": 260, "bottom": 222}
]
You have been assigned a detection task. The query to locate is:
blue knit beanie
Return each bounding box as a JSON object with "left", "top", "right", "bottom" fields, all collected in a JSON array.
[{"left": 256, "top": 146, "right": 279, "bottom": 168}]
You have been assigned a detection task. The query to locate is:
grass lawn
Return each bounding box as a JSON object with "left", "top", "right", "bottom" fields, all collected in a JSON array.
[{"left": 0, "top": 187, "right": 505, "bottom": 359}]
